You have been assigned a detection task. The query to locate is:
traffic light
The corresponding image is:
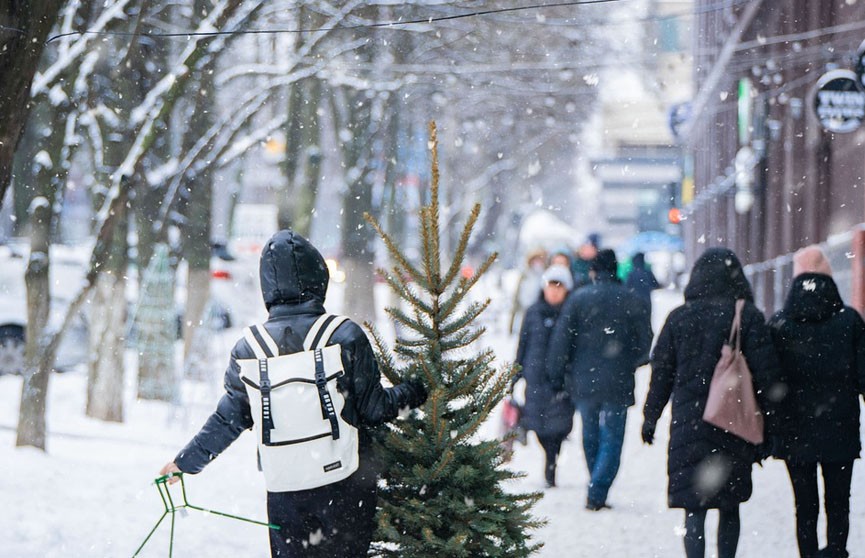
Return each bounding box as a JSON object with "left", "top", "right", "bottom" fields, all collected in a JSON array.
[{"left": 668, "top": 207, "right": 682, "bottom": 224}]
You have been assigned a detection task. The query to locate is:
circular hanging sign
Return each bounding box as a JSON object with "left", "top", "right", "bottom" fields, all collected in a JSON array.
[
  {"left": 813, "top": 69, "right": 865, "bottom": 133},
  {"left": 855, "top": 39, "right": 865, "bottom": 87}
]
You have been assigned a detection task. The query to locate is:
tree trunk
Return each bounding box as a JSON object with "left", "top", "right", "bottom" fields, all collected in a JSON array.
[
  {"left": 182, "top": 268, "right": 211, "bottom": 379},
  {"left": 180, "top": 29, "right": 214, "bottom": 366},
  {"left": 279, "top": 75, "right": 323, "bottom": 236},
  {"left": 86, "top": 209, "right": 128, "bottom": 420},
  {"left": 0, "top": 1, "right": 65, "bottom": 208},
  {"left": 86, "top": 273, "right": 127, "bottom": 422},
  {"left": 16, "top": 201, "right": 52, "bottom": 449},
  {"left": 292, "top": 78, "right": 323, "bottom": 238}
]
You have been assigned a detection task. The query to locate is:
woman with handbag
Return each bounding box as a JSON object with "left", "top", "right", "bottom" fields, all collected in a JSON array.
[
  {"left": 768, "top": 245, "right": 865, "bottom": 558},
  {"left": 641, "top": 248, "right": 781, "bottom": 558},
  {"left": 513, "top": 264, "right": 575, "bottom": 488}
]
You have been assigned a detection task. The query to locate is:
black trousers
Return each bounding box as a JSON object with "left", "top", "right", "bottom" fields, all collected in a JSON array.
[
  {"left": 266, "top": 465, "right": 377, "bottom": 558},
  {"left": 683, "top": 507, "right": 740, "bottom": 558},
  {"left": 537, "top": 434, "right": 565, "bottom": 484},
  {"left": 785, "top": 460, "right": 854, "bottom": 558}
]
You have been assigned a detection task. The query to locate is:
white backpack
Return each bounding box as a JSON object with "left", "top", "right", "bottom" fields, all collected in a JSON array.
[{"left": 237, "top": 314, "right": 359, "bottom": 492}]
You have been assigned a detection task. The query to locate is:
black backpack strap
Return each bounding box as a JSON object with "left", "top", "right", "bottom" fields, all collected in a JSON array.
[
  {"left": 244, "top": 324, "right": 278, "bottom": 358},
  {"left": 258, "top": 357, "right": 275, "bottom": 445},
  {"left": 314, "top": 348, "right": 340, "bottom": 440},
  {"left": 243, "top": 324, "right": 278, "bottom": 446},
  {"left": 308, "top": 315, "right": 349, "bottom": 440}
]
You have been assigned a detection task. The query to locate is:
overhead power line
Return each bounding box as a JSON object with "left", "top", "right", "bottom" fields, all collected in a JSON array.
[{"left": 46, "top": 0, "right": 628, "bottom": 43}]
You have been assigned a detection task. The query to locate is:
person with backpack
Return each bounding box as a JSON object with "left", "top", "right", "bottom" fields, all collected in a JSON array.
[
  {"left": 159, "top": 230, "right": 428, "bottom": 558},
  {"left": 768, "top": 245, "right": 865, "bottom": 558},
  {"left": 641, "top": 247, "right": 780, "bottom": 558}
]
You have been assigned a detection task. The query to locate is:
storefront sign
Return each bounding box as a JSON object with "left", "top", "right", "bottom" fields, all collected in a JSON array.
[{"left": 813, "top": 69, "right": 865, "bottom": 133}]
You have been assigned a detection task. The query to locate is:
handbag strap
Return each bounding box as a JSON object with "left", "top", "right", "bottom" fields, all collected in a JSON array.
[{"left": 728, "top": 299, "right": 745, "bottom": 350}]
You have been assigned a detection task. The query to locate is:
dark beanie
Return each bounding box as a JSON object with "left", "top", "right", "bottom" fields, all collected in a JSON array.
[{"left": 591, "top": 249, "right": 618, "bottom": 275}]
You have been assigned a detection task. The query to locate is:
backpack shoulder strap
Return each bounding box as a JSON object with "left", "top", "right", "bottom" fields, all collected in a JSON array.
[
  {"left": 304, "top": 314, "right": 350, "bottom": 350},
  {"left": 243, "top": 324, "right": 279, "bottom": 359}
]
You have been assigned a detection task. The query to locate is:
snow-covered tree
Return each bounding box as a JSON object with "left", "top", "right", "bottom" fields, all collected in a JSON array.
[{"left": 366, "top": 123, "right": 542, "bottom": 557}]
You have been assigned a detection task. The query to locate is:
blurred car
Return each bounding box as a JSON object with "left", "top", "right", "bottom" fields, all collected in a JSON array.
[{"left": 0, "top": 242, "right": 91, "bottom": 375}]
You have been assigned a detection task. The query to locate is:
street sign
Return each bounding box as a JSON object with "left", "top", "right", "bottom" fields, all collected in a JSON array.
[
  {"left": 855, "top": 38, "right": 865, "bottom": 87},
  {"left": 813, "top": 69, "right": 865, "bottom": 133}
]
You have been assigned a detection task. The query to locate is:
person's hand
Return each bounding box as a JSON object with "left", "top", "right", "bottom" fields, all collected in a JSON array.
[
  {"left": 159, "top": 461, "right": 182, "bottom": 484},
  {"left": 404, "top": 378, "right": 428, "bottom": 408},
  {"left": 641, "top": 420, "right": 656, "bottom": 445},
  {"left": 511, "top": 378, "right": 527, "bottom": 407}
]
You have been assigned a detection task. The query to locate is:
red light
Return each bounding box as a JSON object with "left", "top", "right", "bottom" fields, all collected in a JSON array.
[
  {"left": 668, "top": 208, "right": 682, "bottom": 224},
  {"left": 212, "top": 269, "right": 231, "bottom": 280}
]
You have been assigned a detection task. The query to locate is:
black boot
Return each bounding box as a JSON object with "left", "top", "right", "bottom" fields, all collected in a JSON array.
[{"left": 544, "top": 462, "right": 556, "bottom": 488}]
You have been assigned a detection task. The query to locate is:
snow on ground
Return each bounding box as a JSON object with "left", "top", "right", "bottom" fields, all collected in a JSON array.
[{"left": 2, "top": 288, "right": 865, "bottom": 557}]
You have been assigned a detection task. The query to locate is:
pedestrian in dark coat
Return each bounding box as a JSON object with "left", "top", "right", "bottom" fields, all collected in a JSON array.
[
  {"left": 515, "top": 264, "right": 575, "bottom": 488},
  {"left": 547, "top": 249, "right": 652, "bottom": 509},
  {"left": 769, "top": 245, "right": 865, "bottom": 558},
  {"left": 625, "top": 252, "right": 660, "bottom": 313},
  {"left": 641, "top": 247, "right": 781, "bottom": 558},
  {"left": 160, "top": 230, "right": 427, "bottom": 558}
]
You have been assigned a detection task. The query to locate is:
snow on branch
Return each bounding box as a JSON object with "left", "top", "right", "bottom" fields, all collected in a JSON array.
[{"left": 32, "top": 0, "right": 133, "bottom": 96}]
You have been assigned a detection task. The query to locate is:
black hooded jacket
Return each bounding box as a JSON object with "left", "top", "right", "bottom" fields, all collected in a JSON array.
[
  {"left": 515, "top": 296, "right": 574, "bottom": 438},
  {"left": 546, "top": 269, "right": 653, "bottom": 407},
  {"left": 768, "top": 272, "right": 865, "bottom": 463},
  {"left": 643, "top": 248, "right": 781, "bottom": 509},
  {"left": 174, "top": 230, "right": 424, "bottom": 477}
]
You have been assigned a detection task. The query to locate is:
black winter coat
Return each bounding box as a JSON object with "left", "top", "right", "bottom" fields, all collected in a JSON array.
[
  {"left": 174, "top": 231, "right": 422, "bottom": 484},
  {"left": 643, "top": 248, "right": 781, "bottom": 510},
  {"left": 546, "top": 272, "right": 653, "bottom": 407},
  {"left": 515, "top": 297, "right": 574, "bottom": 438},
  {"left": 769, "top": 273, "right": 865, "bottom": 463}
]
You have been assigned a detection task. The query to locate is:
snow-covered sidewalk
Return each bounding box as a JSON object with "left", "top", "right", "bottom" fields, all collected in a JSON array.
[{"left": 2, "top": 290, "right": 865, "bottom": 557}]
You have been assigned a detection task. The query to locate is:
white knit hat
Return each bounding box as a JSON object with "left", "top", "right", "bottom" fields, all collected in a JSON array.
[{"left": 542, "top": 264, "right": 574, "bottom": 291}]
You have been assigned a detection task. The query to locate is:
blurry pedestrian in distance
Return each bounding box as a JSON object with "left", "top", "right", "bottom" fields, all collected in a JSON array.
[
  {"left": 549, "top": 247, "right": 574, "bottom": 270},
  {"left": 641, "top": 247, "right": 781, "bottom": 558},
  {"left": 572, "top": 233, "right": 600, "bottom": 289},
  {"left": 547, "top": 249, "right": 652, "bottom": 510},
  {"left": 509, "top": 248, "right": 548, "bottom": 334},
  {"left": 625, "top": 252, "right": 660, "bottom": 315},
  {"left": 768, "top": 245, "right": 865, "bottom": 558},
  {"left": 513, "top": 264, "right": 575, "bottom": 488}
]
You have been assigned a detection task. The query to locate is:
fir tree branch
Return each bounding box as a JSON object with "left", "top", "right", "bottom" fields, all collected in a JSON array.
[
  {"left": 380, "top": 266, "right": 434, "bottom": 316},
  {"left": 427, "top": 121, "right": 442, "bottom": 287},
  {"left": 364, "top": 212, "right": 427, "bottom": 287},
  {"left": 438, "top": 251, "right": 496, "bottom": 320},
  {"left": 385, "top": 306, "right": 434, "bottom": 339},
  {"left": 439, "top": 300, "right": 490, "bottom": 339},
  {"left": 441, "top": 203, "right": 480, "bottom": 287},
  {"left": 365, "top": 322, "right": 402, "bottom": 386}
]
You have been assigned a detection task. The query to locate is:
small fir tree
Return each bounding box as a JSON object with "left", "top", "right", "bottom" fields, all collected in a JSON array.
[{"left": 365, "top": 122, "right": 543, "bottom": 557}]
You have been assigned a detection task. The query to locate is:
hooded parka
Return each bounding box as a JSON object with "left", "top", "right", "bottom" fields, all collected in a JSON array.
[
  {"left": 173, "top": 230, "right": 425, "bottom": 557},
  {"left": 643, "top": 248, "right": 781, "bottom": 510},
  {"left": 768, "top": 272, "right": 865, "bottom": 463},
  {"left": 515, "top": 296, "right": 574, "bottom": 438}
]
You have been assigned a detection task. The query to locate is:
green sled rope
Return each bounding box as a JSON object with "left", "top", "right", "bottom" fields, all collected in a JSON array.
[{"left": 132, "top": 472, "right": 279, "bottom": 557}]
